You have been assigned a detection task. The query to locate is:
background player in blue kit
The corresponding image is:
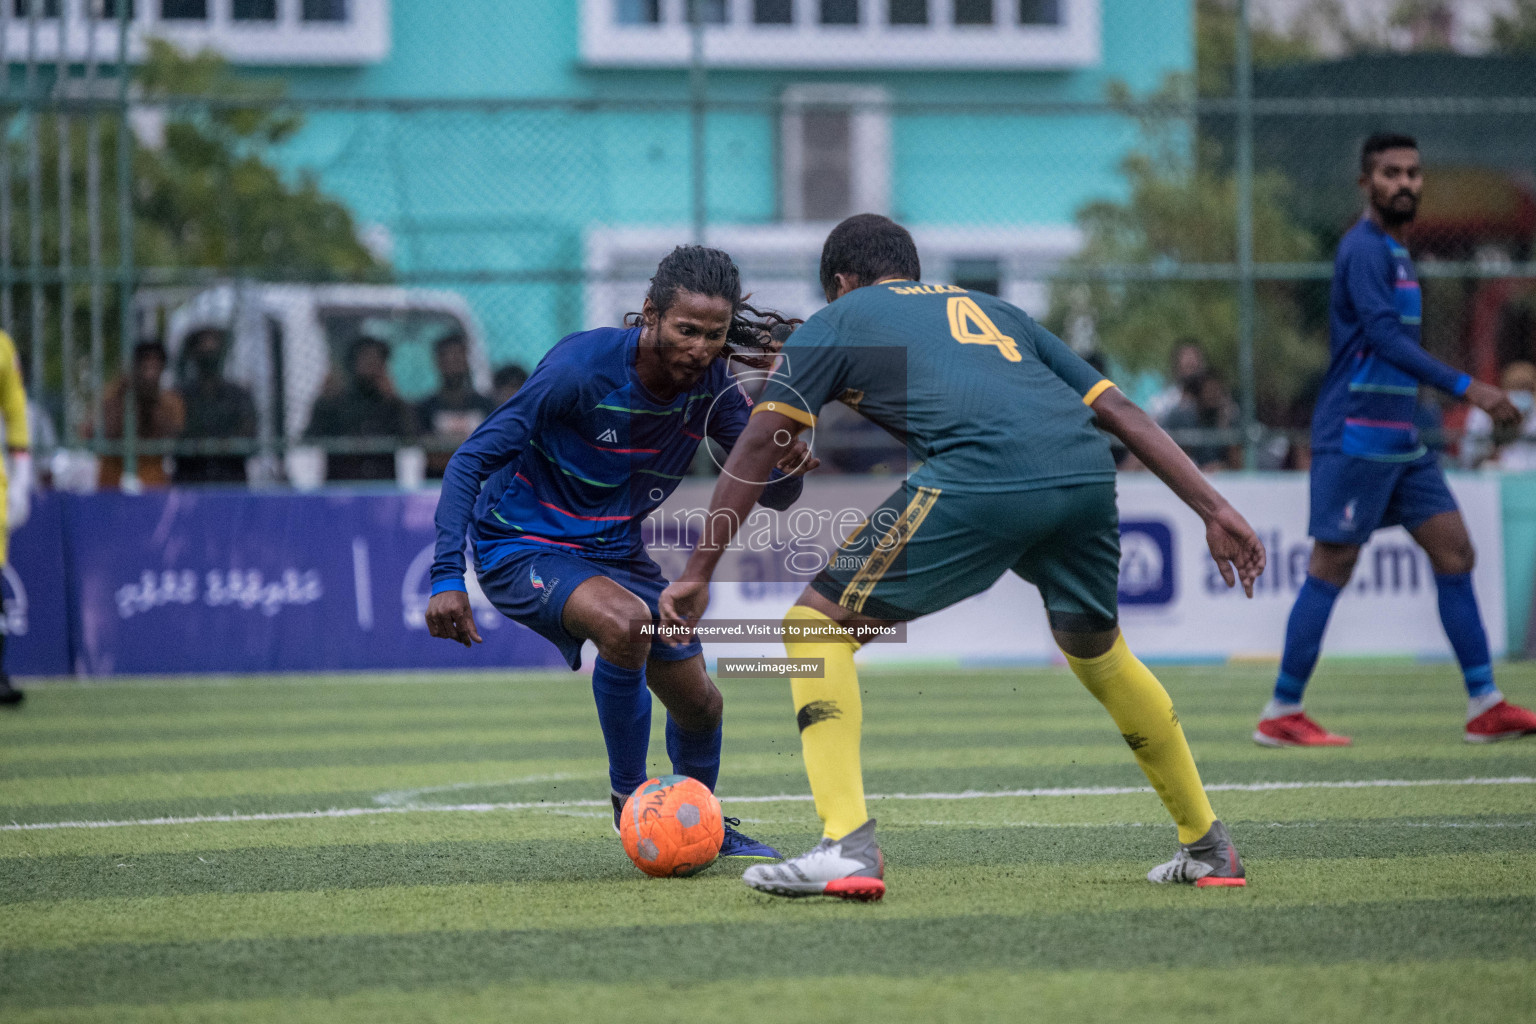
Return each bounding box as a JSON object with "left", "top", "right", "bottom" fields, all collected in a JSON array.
[
  {"left": 424, "top": 246, "right": 817, "bottom": 857},
  {"left": 1256, "top": 133, "right": 1536, "bottom": 747}
]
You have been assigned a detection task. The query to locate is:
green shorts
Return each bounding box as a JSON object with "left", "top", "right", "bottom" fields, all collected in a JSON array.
[{"left": 810, "top": 479, "right": 1121, "bottom": 633}]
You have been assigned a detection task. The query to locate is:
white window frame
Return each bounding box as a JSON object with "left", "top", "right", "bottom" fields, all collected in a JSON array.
[
  {"left": 580, "top": 0, "right": 1100, "bottom": 69},
  {"left": 1, "top": 0, "right": 390, "bottom": 65},
  {"left": 780, "top": 84, "right": 890, "bottom": 223},
  {"left": 585, "top": 222, "right": 1082, "bottom": 330}
]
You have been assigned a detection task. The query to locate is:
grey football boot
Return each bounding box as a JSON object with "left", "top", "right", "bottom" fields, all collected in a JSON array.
[
  {"left": 742, "top": 818, "right": 885, "bottom": 901},
  {"left": 1146, "top": 819, "right": 1247, "bottom": 887}
]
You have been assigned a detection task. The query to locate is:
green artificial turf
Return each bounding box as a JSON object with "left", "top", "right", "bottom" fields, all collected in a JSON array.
[{"left": 3, "top": 662, "right": 1535, "bottom": 1022}]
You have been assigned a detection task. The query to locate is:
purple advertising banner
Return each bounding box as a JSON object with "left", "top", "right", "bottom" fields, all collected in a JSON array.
[
  {"left": 6, "top": 492, "right": 71, "bottom": 676},
  {"left": 11, "top": 490, "right": 569, "bottom": 676}
]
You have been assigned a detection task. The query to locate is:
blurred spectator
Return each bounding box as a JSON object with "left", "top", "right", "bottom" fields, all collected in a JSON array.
[
  {"left": 1146, "top": 341, "right": 1207, "bottom": 423},
  {"left": 305, "top": 336, "right": 416, "bottom": 482},
  {"left": 27, "top": 399, "right": 57, "bottom": 488},
  {"left": 1160, "top": 370, "right": 1242, "bottom": 472},
  {"left": 417, "top": 334, "right": 495, "bottom": 478},
  {"left": 95, "top": 341, "right": 185, "bottom": 489},
  {"left": 1256, "top": 372, "right": 1323, "bottom": 472},
  {"left": 175, "top": 329, "right": 258, "bottom": 485},
  {"left": 1461, "top": 361, "right": 1536, "bottom": 470},
  {"left": 15, "top": 354, "right": 58, "bottom": 488},
  {"left": 492, "top": 363, "right": 529, "bottom": 407}
]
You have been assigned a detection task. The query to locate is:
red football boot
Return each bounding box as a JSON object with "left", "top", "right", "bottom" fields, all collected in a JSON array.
[
  {"left": 1253, "top": 711, "right": 1352, "bottom": 748},
  {"left": 1465, "top": 700, "right": 1536, "bottom": 744}
]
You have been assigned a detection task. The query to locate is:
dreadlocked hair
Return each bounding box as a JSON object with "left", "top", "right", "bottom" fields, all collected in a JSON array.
[
  {"left": 623, "top": 246, "right": 801, "bottom": 367},
  {"left": 725, "top": 302, "right": 802, "bottom": 368}
]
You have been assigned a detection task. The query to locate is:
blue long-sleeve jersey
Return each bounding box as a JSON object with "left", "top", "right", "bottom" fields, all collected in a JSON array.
[
  {"left": 430, "top": 325, "right": 803, "bottom": 595},
  {"left": 1313, "top": 217, "right": 1471, "bottom": 461}
]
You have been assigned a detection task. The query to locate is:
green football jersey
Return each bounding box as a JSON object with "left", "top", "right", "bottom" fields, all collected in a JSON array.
[{"left": 755, "top": 281, "right": 1117, "bottom": 493}]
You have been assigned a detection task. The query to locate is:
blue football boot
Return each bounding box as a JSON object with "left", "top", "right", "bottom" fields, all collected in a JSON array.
[
  {"left": 615, "top": 790, "right": 777, "bottom": 858},
  {"left": 719, "top": 816, "right": 779, "bottom": 859}
]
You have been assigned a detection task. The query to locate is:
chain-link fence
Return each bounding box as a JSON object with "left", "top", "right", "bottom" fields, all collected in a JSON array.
[{"left": 5, "top": 2, "right": 1536, "bottom": 488}]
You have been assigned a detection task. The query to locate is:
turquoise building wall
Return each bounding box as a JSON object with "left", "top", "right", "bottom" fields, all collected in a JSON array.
[{"left": 264, "top": 0, "right": 1193, "bottom": 367}]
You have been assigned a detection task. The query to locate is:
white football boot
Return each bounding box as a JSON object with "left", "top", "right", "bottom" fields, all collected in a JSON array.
[
  {"left": 1146, "top": 820, "right": 1247, "bottom": 887},
  {"left": 742, "top": 818, "right": 885, "bottom": 901}
]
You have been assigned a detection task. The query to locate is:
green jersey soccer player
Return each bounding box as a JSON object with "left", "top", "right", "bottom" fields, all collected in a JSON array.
[{"left": 660, "top": 214, "right": 1267, "bottom": 900}]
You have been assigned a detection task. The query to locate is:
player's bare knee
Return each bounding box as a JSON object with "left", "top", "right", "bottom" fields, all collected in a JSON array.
[
  {"left": 671, "top": 681, "right": 722, "bottom": 732},
  {"left": 591, "top": 598, "right": 653, "bottom": 667},
  {"left": 689, "top": 680, "right": 723, "bottom": 725},
  {"left": 1429, "top": 539, "right": 1475, "bottom": 576},
  {"left": 595, "top": 633, "right": 651, "bottom": 669},
  {"left": 1310, "top": 543, "right": 1359, "bottom": 586},
  {"left": 1328, "top": 549, "right": 1360, "bottom": 578},
  {"left": 1053, "top": 628, "right": 1117, "bottom": 660}
]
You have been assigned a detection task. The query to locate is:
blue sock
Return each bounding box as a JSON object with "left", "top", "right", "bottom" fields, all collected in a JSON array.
[
  {"left": 1434, "top": 572, "right": 1497, "bottom": 698},
  {"left": 665, "top": 715, "right": 722, "bottom": 791},
  {"left": 591, "top": 658, "right": 652, "bottom": 797},
  {"left": 1273, "top": 575, "right": 1343, "bottom": 706}
]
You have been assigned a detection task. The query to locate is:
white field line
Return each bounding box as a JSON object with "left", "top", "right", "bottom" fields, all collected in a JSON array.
[
  {"left": 902, "top": 819, "right": 1536, "bottom": 829},
  {"left": 372, "top": 773, "right": 580, "bottom": 808},
  {"left": 3, "top": 775, "right": 1533, "bottom": 833}
]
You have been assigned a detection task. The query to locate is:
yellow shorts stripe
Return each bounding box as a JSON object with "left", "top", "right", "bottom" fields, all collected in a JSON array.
[
  {"left": 824, "top": 516, "right": 871, "bottom": 581},
  {"left": 839, "top": 485, "right": 942, "bottom": 614},
  {"left": 752, "top": 401, "right": 817, "bottom": 429},
  {"left": 1082, "top": 379, "right": 1116, "bottom": 407}
]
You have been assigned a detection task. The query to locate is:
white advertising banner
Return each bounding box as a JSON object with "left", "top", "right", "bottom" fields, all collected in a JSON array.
[
  {"left": 647, "top": 473, "right": 1506, "bottom": 665},
  {"left": 1110, "top": 473, "right": 1506, "bottom": 662}
]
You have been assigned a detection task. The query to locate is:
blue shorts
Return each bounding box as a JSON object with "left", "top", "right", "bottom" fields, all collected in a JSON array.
[
  {"left": 1308, "top": 451, "right": 1459, "bottom": 545},
  {"left": 474, "top": 544, "right": 703, "bottom": 671}
]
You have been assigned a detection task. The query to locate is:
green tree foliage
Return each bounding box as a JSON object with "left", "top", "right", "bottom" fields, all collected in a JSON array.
[
  {"left": 7, "top": 41, "right": 380, "bottom": 394},
  {"left": 131, "top": 40, "right": 378, "bottom": 276},
  {"left": 1049, "top": 124, "right": 1323, "bottom": 406},
  {"left": 1194, "top": 0, "right": 1315, "bottom": 97},
  {"left": 1046, "top": 5, "right": 1327, "bottom": 412},
  {"left": 1489, "top": 0, "right": 1536, "bottom": 53}
]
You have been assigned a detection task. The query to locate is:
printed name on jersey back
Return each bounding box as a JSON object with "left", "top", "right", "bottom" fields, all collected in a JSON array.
[{"left": 887, "top": 283, "right": 968, "bottom": 296}]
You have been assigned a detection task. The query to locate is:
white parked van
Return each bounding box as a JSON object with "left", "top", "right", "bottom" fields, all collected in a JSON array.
[{"left": 164, "top": 283, "right": 491, "bottom": 445}]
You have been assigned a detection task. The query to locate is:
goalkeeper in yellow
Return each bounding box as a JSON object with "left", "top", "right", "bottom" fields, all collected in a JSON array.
[
  {"left": 660, "top": 215, "right": 1266, "bottom": 899},
  {"left": 0, "top": 330, "right": 31, "bottom": 705}
]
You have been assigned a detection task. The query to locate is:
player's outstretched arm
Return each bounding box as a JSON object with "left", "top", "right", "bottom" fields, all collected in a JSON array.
[
  {"left": 659, "top": 410, "right": 803, "bottom": 634},
  {"left": 754, "top": 437, "right": 819, "bottom": 510},
  {"left": 1366, "top": 323, "right": 1520, "bottom": 425},
  {"left": 1346, "top": 247, "right": 1521, "bottom": 425},
  {"left": 426, "top": 363, "right": 565, "bottom": 642},
  {"left": 708, "top": 372, "right": 819, "bottom": 511},
  {"left": 1090, "top": 387, "right": 1266, "bottom": 597}
]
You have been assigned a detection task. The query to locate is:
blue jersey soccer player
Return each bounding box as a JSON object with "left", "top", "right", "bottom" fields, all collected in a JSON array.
[
  {"left": 1256, "top": 133, "right": 1536, "bottom": 747},
  {"left": 425, "top": 246, "right": 818, "bottom": 857},
  {"left": 661, "top": 215, "right": 1268, "bottom": 900}
]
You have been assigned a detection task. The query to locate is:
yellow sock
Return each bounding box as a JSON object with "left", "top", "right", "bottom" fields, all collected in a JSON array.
[
  {"left": 1063, "top": 635, "right": 1217, "bottom": 844},
  {"left": 783, "top": 605, "right": 868, "bottom": 840}
]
